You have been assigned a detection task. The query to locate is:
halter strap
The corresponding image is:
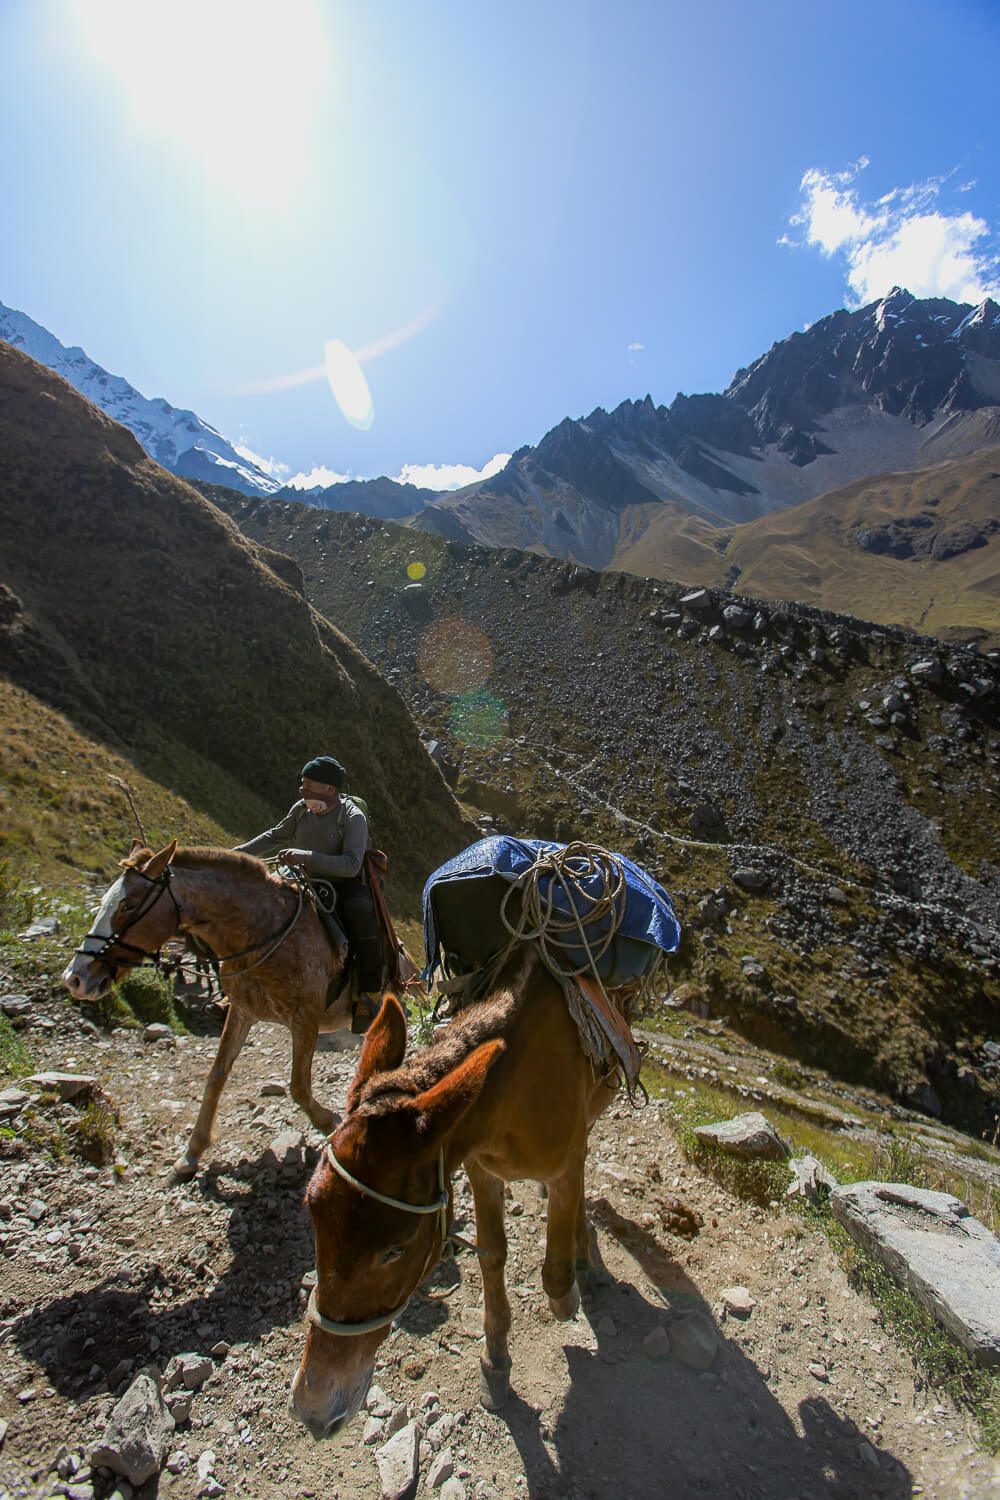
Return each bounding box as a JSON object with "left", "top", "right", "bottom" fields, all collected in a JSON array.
[
  {"left": 324, "top": 1143, "right": 449, "bottom": 1218},
  {"left": 306, "top": 1145, "right": 450, "bottom": 1338}
]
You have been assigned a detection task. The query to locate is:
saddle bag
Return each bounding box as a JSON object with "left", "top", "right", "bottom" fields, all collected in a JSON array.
[{"left": 422, "top": 836, "right": 681, "bottom": 985}]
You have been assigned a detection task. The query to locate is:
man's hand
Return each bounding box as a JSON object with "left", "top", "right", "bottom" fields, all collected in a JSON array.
[{"left": 279, "top": 848, "right": 310, "bottom": 869}]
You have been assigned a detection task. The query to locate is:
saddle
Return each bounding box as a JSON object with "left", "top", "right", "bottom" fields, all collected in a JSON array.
[{"left": 307, "top": 849, "right": 405, "bottom": 1004}]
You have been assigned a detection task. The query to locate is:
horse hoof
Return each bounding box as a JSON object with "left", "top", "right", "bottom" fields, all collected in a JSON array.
[
  {"left": 171, "top": 1152, "right": 199, "bottom": 1182},
  {"left": 548, "top": 1284, "right": 580, "bottom": 1321},
  {"left": 479, "top": 1358, "right": 511, "bottom": 1411}
]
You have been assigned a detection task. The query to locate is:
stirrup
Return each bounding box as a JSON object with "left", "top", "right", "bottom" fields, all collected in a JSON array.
[{"left": 351, "top": 994, "right": 379, "bottom": 1034}]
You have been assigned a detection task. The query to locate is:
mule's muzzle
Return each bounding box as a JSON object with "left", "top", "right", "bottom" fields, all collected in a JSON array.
[
  {"left": 288, "top": 1357, "right": 372, "bottom": 1443},
  {"left": 291, "top": 1399, "right": 351, "bottom": 1443}
]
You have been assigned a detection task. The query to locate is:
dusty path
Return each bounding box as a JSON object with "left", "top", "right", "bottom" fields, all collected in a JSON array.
[{"left": 1, "top": 1000, "right": 997, "bottom": 1500}]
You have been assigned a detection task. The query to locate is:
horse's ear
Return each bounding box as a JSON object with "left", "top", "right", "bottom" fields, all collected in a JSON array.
[
  {"left": 408, "top": 1039, "right": 506, "bottom": 1139},
  {"left": 141, "top": 839, "right": 178, "bottom": 879},
  {"left": 347, "top": 995, "right": 407, "bottom": 1111},
  {"left": 119, "top": 841, "right": 153, "bottom": 868}
]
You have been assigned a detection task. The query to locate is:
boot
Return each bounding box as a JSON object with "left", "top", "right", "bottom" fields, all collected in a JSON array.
[{"left": 351, "top": 993, "right": 380, "bottom": 1035}]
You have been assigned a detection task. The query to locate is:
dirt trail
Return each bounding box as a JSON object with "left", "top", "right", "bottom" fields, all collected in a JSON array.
[{"left": 2, "top": 1000, "right": 997, "bottom": 1500}]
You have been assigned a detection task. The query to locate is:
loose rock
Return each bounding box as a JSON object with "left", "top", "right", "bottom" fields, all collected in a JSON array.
[
  {"left": 831, "top": 1181, "right": 1000, "bottom": 1365},
  {"left": 91, "top": 1371, "right": 175, "bottom": 1486},
  {"left": 786, "top": 1155, "right": 837, "bottom": 1202},
  {"left": 27, "top": 1072, "right": 96, "bottom": 1102},
  {"left": 376, "top": 1420, "right": 420, "bottom": 1500},
  {"left": 164, "top": 1353, "right": 214, "bottom": 1392},
  {"left": 667, "top": 1310, "right": 719, "bottom": 1370},
  {"left": 720, "top": 1286, "right": 757, "bottom": 1317}
]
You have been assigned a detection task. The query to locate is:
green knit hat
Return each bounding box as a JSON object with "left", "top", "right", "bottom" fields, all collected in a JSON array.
[{"left": 300, "top": 756, "right": 346, "bottom": 788}]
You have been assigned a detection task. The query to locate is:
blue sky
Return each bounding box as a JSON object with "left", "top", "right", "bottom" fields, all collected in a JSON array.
[{"left": 2, "top": 0, "right": 999, "bottom": 488}]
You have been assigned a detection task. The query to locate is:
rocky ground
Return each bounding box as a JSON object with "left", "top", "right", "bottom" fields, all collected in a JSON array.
[{"left": 2, "top": 983, "right": 999, "bottom": 1500}]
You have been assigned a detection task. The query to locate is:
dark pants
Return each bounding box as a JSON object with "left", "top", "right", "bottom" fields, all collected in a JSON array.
[{"left": 334, "top": 878, "right": 383, "bottom": 991}]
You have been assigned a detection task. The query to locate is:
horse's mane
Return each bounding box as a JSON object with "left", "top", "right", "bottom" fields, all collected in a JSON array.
[
  {"left": 123, "top": 845, "right": 274, "bottom": 880},
  {"left": 354, "top": 948, "right": 540, "bottom": 1117},
  {"left": 174, "top": 846, "right": 272, "bottom": 878}
]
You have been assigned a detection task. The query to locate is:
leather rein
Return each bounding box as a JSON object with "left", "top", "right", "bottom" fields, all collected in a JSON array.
[
  {"left": 307, "top": 1142, "right": 479, "bottom": 1339},
  {"left": 74, "top": 864, "right": 305, "bottom": 980}
]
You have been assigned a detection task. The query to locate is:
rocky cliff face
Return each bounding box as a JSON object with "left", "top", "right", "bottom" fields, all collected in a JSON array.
[{"left": 420, "top": 289, "right": 1000, "bottom": 564}]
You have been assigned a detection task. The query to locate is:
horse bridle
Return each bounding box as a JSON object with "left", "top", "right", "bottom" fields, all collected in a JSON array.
[
  {"left": 74, "top": 865, "right": 304, "bottom": 979},
  {"left": 74, "top": 865, "right": 181, "bottom": 976},
  {"left": 306, "top": 1143, "right": 452, "bottom": 1338}
]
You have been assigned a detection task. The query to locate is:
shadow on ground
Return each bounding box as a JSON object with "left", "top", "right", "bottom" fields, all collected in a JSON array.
[{"left": 498, "top": 1201, "right": 912, "bottom": 1500}]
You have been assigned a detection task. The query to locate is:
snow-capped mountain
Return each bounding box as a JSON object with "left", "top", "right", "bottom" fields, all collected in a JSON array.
[
  {"left": 0, "top": 300, "right": 280, "bottom": 496},
  {"left": 418, "top": 288, "right": 1000, "bottom": 568}
]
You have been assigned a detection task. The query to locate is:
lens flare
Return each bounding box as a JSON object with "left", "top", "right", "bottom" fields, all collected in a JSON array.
[
  {"left": 324, "top": 339, "right": 374, "bottom": 430},
  {"left": 407, "top": 561, "right": 427, "bottom": 581},
  {"left": 448, "top": 690, "right": 508, "bottom": 749},
  {"left": 418, "top": 619, "right": 493, "bottom": 696}
]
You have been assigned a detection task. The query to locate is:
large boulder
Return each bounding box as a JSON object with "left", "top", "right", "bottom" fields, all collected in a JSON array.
[
  {"left": 694, "top": 1112, "right": 790, "bottom": 1160},
  {"left": 830, "top": 1182, "right": 1000, "bottom": 1366}
]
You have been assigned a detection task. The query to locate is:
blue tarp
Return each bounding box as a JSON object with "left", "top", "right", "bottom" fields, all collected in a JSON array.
[{"left": 422, "top": 836, "right": 681, "bottom": 980}]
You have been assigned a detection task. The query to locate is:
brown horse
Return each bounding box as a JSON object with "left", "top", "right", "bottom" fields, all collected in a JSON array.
[
  {"left": 63, "top": 840, "right": 409, "bottom": 1180},
  {"left": 290, "top": 946, "right": 617, "bottom": 1439}
]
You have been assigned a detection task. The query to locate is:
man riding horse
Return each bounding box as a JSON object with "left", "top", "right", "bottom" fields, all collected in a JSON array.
[{"left": 235, "top": 756, "right": 382, "bottom": 1033}]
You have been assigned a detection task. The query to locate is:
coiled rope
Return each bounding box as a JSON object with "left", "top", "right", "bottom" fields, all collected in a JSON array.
[
  {"left": 496, "top": 842, "right": 653, "bottom": 1106},
  {"left": 498, "top": 842, "right": 629, "bottom": 981}
]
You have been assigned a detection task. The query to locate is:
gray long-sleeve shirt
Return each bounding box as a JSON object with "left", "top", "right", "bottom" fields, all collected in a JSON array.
[{"left": 235, "top": 797, "right": 370, "bottom": 880}]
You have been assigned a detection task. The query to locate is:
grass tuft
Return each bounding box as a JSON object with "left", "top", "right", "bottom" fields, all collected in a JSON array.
[
  {"left": 74, "top": 1094, "right": 119, "bottom": 1164},
  {"left": 0, "top": 858, "right": 33, "bottom": 930},
  {"left": 0, "top": 1015, "right": 33, "bottom": 1077},
  {"left": 114, "top": 969, "right": 186, "bottom": 1031}
]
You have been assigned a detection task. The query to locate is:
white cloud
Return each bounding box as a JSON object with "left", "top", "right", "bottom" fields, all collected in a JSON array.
[
  {"left": 282, "top": 451, "right": 512, "bottom": 494},
  {"left": 394, "top": 452, "right": 511, "bottom": 491},
  {"left": 234, "top": 441, "right": 289, "bottom": 479},
  {"left": 787, "top": 160, "right": 1000, "bottom": 305},
  {"left": 628, "top": 341, "right": 645, "bottom": 352},
  {"left": 285, "top": 465, "right": 352, "bottom": 491}
]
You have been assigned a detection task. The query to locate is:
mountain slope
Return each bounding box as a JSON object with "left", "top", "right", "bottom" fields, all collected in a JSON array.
[
  {"left": 423, "top": 289, "right": 1000, "bottom": 573},
  {"left": 0, "top": 300, "right": 279, "bottom": 497},
  {"left": 0, "top": 342, "right": 472, "bottom": 906},
  {"left": 621, "top": 445, "right": 1000, "bottom": 643}
]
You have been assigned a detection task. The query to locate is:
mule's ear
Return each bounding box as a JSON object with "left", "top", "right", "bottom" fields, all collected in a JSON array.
[
  {"left": 346, "top": 994, "right": 408, "bottom": 1111},
  {"left": 408, "top": 1039, "right": 505, "bottom": 1139},
  {"left": 141, "top": 839, "right": 178, "bottom": 880},
  {"left": 128, "top": 838, "right": 144, "bottom": 856}
]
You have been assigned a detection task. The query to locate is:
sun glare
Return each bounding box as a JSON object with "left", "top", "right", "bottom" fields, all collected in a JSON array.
[
  {"left": 324, "top": 339, "right": 374, "bottom": 430},
  {"left": 70, "top": 0, "right": 330, "bottom": 205}
]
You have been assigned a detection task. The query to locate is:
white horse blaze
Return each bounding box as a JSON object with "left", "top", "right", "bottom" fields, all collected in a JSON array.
[{"left": 62, "top": 874, "right": 127, "bottom": 994}]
